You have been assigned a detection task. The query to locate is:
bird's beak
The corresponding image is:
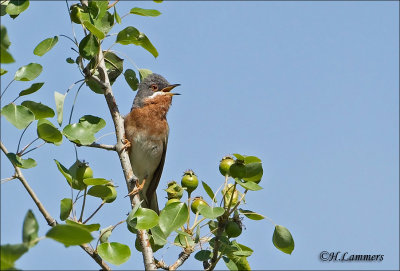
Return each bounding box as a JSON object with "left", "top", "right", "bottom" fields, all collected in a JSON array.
[{"left": 161, "top": 84, "right": 181, "bottom": 96}]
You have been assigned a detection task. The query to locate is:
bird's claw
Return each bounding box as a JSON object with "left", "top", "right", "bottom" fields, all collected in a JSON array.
[
  {"left": 122, "top": 138, "right": 131, "bottom": 151},
  {"left": 125, "top": 179, "right": 146, "bottom": 197}
]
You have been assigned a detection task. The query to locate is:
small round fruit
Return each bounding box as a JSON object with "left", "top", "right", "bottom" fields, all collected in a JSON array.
[
  {"left": 181, "top": 170, "right": 198, "bottom": 194},
  {"left": 104, "top": 185, "right": 117, "bottom": 203},
  {"left": 69, "top": 4, "right": 83, "bottom": 24},
  {"left": 165, "top": 181, "right": 183, "bottom": 200},
  {"left": 225, "top": 220, "right": 242, "bottom": 238},
  {"left": 165, "top": 198, "right": 181, "bottom": 206},
  {"left": 191, "top": 197, "right": 208, "bottom": 214},
  {"left": 219, "top": 156, "right": 235, "bottom": 176},
  {"left": 229, "top": 161, "right": 246, "bottom": 179},
  {"left": 222, "top": 183, "right": 238, "bottom": 206},
  {"left": 68, "top": 160, "right": 91, "bottom": 190}
]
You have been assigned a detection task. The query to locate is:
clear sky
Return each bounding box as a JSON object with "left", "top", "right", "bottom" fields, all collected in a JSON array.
[{"left": 1, "top": 1, "right": 399, "bottom": 270}]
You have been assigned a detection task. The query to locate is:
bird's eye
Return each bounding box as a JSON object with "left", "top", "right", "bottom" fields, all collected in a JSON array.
[{"left": 150, "top": 84, "right": 158, "bottom": 91}]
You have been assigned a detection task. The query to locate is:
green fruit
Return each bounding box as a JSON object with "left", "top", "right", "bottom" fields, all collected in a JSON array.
[
  {"left": 165, "top": 181, "right": 184, "bottom": 199},
  {"left": 165, "top": 198, "right": 181, "bottom": 206},
  {"left": 222, "top": 183, "right": 238, "bottom": 206},
  {"left": 225, "top": 220, "right": 242, "bottom": 238},
  {"left": 181, "top": 170, "right": 198, "bottom": 194},
  {"left": 191, "top": 197, "right": 208, "bottom": 214},
  {"left": 219, "top": 156, "right": 235, "bottom": 176},
  {"left": 104, "top": 185, "right": 117, "bottom": 203},
  {"left": 68, "top": 160, "right": 92, "bottom": 190},
  {"left": 69, "top": 4, "right": 83, "bottom": 24},
  {"left": 229, "top": 161, "right": 246, "bottom": 179}
]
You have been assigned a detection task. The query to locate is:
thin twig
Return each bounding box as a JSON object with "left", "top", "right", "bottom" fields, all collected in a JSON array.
[
  {"left": 1, "top": 176, "right": 17, "bottom": 184},
  {"left": 107, "top": 0, "right": 119, "bottom": 9},
  {"left": 0, "top": 141, "right": 111, "bottom": 270},
  {"left": 83, "top": 201, "right": 105, "bottom": 224},
  {"left": 76, "top": 142, "right": 116, "bottom": 151},
  {"left": 68, "top": 81, "right": 85, "bottom": 124},
  {"left": 21, "top": 141, "right": 46, "bottom": 156},
  {"left": 0, "top": 79, "right": 15, "bottom": 99},
  {"left": 16, "top": 122, "right": 33, "bottom": 153},
  {"left": 18, "top": 137, "right": 39, "bottom": 156},
  {"left": 79, "top": 187, "right": 87, "bottom": 222}
]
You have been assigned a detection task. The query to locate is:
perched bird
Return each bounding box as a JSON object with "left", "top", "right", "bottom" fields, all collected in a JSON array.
[{"left": 124, "top": 73, "right": 180, "bottom": 214}]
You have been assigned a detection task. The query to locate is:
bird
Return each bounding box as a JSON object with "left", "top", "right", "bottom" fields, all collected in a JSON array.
[{"left": 124, "top": 73, "right": 180, "bottom": 214}]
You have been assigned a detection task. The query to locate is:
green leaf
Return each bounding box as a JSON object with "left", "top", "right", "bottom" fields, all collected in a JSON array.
[
  {"left": 132, "top": 207, "right": 159, "bottom": 230},
  {"left": 130, "top": 7, "right": 161, "bottom": 17},
  {"left": 22, "top": 210, "right": 39, "bottom": 247},
  {"left": 21, "top": 100, "right": 54, "bottom": 119},
  {"left": 238, "top": 209, "right": 265, "bottom": 220},
  {"left": 136, "top": 32, "right": 158, "bottom": 58},
  {"left": 234, "top": 178, "right": 262, "bottom": 191},
  {"left": 5, "top": 0, "right": 29, "bottom": 15},
  {"left": 83, "top": 21, "right": 105, "bottom": 40},
  {"left": 79, "top": 34, "right": 99, "bottom": 60},
  {"left": 87, "top": 185, "right": 112, "bottom": 199},
  {"left": 116, "top": 26, "right": 140, "bottom": 45},
  {"left": 159, "top": 202, "right": 189, "bottom": 237},
  {"left": 202, "top": 181, "right": 216, "bottom": 202},
  {"left": 223, "top": 256, "right": 238, "bottom": 271},
  {"left": 93, "top": 11, "right": 114, "bottom": 34},
  {"left": 232, "top": 153, "right": 245, "bottom": 161},
  {"left": 243, "top": 162, "right": 263, "bottom": 181},
  {"left": 60, "top": 198, "right": 72, "bottom": 221},
  {"left": 126, "top": 201, "right": 142, "bottom": 233},
  {"left": 272, "top": 225, "right": 295, "bottom": 255},
  {"left": 174, "top": 233, "right": 195, "bottom": 247},
  {"left": 243, "top": 156, "right": 261, "bottom": 163},
  {"left": 0, "top": 68, "right": 7, "bottom": 75},
  {"left": 124, "top": 69, "right": 139, "bottom": 91},
  {"left": 195, "top": 224, "right": 200, "bottom": 243},
  {"left": 19, "top": 82, "right": 44, "bottom": 96},
  {"left": 153, "top": 0, "right": 163, "bottom": 3},
  {"left": 37, "top": 119, "right": 62, "bottom": 145},
  {"left": 1, "top": 103, "right": 34, "bottom": 129},
  {"left": 6, "top": 153, "right": 37, "bottom": 169},
  {"left": 99, "top": 225, "right": 113, "bottom": 243},
  {"left": 194, "top": 250, "right": 212, "bottom": 261},
  {"left": 66, "top": 57, "right": 75, "bottom": 64},
  {"left": 97, "top": 242, "right": 131, "bottom": 266},
  {"left": 150, "top": 225, "right": 166, "bottom": 246},
  {"left": 139, "top": 68, "right": 152, "bottom": 81},
  {"left": 0, "top": 46, "right": 15, "bottom": 63},
  {"left": 14, "top": 63, "right": 42, "bottom": 81},
  {"left": 63, "top": 115, "right": 105, "bottom": 145},
  {"left": 0, "top": 243, "right": 28, "bottom": 270},
  {"left": 103, "top": 51, "right": 123, "bottom": 84},
  {"left": 54, "top": 159, "right": 73, "bottom": 185},
  {"left": 230, "top": 240, "right": 253, "bottom": 257},
  {"left": 86, "top": 77, "right": 103, "bottom": 94},
  {"left": 114, "top": 6, "right": 121, "bottom": 24},
  {"left": 1, "top": 25, "right": 11, "bottom": 49},
  {"left": 54, "top": 91, "right": 66, "bottom": 126},
  {"left": 83, "top": 178, "right": 110, "bottom": 186},
  {"left": 65, "top": 219, "right": 100, "bottom": 232},
  {"left": 46, "top": 224, "right": 93, "bottom": 246},
  {"left": 33, "top": 36, "right": 58, "bottom": 56},
  {"left": 199, "top": 206, "right": 225, "bottom": 219}
]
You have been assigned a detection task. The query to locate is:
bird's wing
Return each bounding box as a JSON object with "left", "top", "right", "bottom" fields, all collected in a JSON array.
[{"left": 146, "top": 127, "right": 169, "bottom": 202}]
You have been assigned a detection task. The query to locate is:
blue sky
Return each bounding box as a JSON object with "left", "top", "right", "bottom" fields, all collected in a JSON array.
[{"left": 1, "top": 1, "right": 399, "bottom": 270}]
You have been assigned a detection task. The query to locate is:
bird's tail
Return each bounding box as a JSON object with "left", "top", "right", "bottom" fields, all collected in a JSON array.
[{"left": 140, "top": 191, "right": 159, "bottom": 215}]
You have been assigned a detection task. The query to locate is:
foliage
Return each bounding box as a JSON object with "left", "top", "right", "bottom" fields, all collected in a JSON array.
[{"left": 0, "top": 0, "right": 294, "bottom": 270}]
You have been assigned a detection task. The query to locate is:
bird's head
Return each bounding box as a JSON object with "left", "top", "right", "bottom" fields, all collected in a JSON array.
[{"left": 132, "top": 73, "right": 180, "bottom": 109}]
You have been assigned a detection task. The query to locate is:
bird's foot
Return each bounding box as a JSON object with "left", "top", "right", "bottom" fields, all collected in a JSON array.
[
  {"left": 122, "top": 137, "right": 131, "bottom": 151},
  {"left": 125, "top": 179, "right": 146, "bottom": 197}
]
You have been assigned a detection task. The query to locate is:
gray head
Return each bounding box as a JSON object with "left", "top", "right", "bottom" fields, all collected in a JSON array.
[{"left": 132, "top": 73, "right": 180, "bottom": 109}]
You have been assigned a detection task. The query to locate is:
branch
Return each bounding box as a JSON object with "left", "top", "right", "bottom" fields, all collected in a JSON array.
[
  {"left": 0, "top": 141, "right": 111, "bottom": 271},
  {"left": 86, "top": 41, "right": 156, "bottom": 270},
  {"left": 107, "top": 0, "right": 119, "bottom": 9},
  {"left": 155, "top": 248, "right": 193, "bottom": 271},
  {"left": 76, "top": 142, "right": 116, "bottom": 151}
]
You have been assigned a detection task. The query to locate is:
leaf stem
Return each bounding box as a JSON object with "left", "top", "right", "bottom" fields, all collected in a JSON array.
[
  {"left": 0, "top": 79, "right": 15, "bottom": 100},
  {"left": 83, "top": 200, "right": 105, "bottom": 224},
  {"left": 16, "top": 122, "right": 33, "bottom": 153},
  {"left": 68, "top": 81, "right": 85, "bottom": 124},
  {"left": 79, "top": 187, "right": 88, "bottom": 222},
  {"left": 18, "top": 136, "right": 39, "bottom": 156},
  {"left": 21, "top": 141, "right": 46, "bottom": 156}
]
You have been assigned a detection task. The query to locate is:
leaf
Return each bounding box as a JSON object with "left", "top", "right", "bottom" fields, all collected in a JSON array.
[
  {"left": 202, "top": 181, "right": 216, "bottom": 202},
  {"left": 65, "top": 219, "right": 100, "bottom": 232},
  {"left": 103, "top": 51, "right": 123, "bottom": 84},
  {"left": 124, "top": 69, "right": 139, "bottom": 91},
  {"left": 93, "top": 11, "right": 114, "bottom": 34},
  {"left": 150, "top": 225, "right": 167, "bottom": 246},
  {"left": 86, "top": 77, "right": 103, "bottom": 94},
  {"left": 87, "top": 185, "right": 112, "bottom": 199},
  {"left": 116, "top": 26, "right": 140, "bottom": 45},
  {"left": 272, "top": 225, "right": 295, "bottom": 255},
  {"left": 46, "top": 224, "right": 93, "bottom": 246},
  {"left": 6, "top": 153, "right": 37, "bottom": 169},
  {"left": 99, "top": 225, "right": 113, "bottom": 243},
  {"left": 54, "top": 91, "right": 66, "bottom": 126},
  {"left": 0, "top": 68, "right": 7, "bottom": 75},
  {"left": 19, "top": 82, "right": 44, "bottom": 96},
  {"left": 194, "top": 250, "right": 212, "bottom": 261},
  {"left": 114, "top": 6, "right": 121, "bottom": 24},
  {"left": 238, "top": 209, "right": 265, "bottom": 220},
  {"left": 22, "top": 210, "right": 39, "bottom": 247},
  {"left": 136, "top": 32, "right": 158, "bottom": 58},
  {"left": 5, "top": 0, "right": 29, "bottom": 15},
  {"left": 199, "top": 206, "right": 225, "bottom": 219},
  {"left": 139, "top": 68, "right": 152, "bottom": 81},
  {"left": 60, "top": 198, "right": 72, "bottom": 221},
  {"left": 243, "top": 156, "right": 261, "bottom": 163},
  {"left": 83, "top": 178, "right": 110, "bottom": 185},
  {"left": 243, "top": 162, "right": 263, "bottom": 181},
  {"left": 174, "top": 233, "right": 195, "bottom": 247},
  {"left": 78, "top": 115, "right": 106, "bottom": 133},
  {"left": 0, "top": 46, "right": 15, "bottom": 63},
  {"left": 126, "top": 200, "right": 142, "bottom": 233},
  {"left": 33, "top": 36, "right": 58, "bottom": 56},
  {"left": 21, "top": 100, "right": 54, "bottom": 119},
  {"left": 234, "top": 178, "right": 262, "bottom": 191},
  {"left": 78, "top": 34, "right": 99, "bottom": 60},
  {"left": 83, "top": 21, "right": 105, "bottom": 40},
  {"left": 66, "top": 57, "right": 75, "bottom": 64},
  {"left": 63, "top": 115, "right": 105, "bottom": 145},
  {"left": 54, "top": 159, "right": 73, "bottom": 185},
  {"left": 0, "top": 243, "right": 28, "bottom": 270},
  {"left": 37, "top": 119, "right": 62, "bottom": 145},
  {"left": 130, "top": 7, "right": 161, "bottom": 17},
  {"left": 132, "top": 208, "right": 159, "bottom": 230},
  {"left": 1, "top": 103, "right": 34, "bottom": 129},
  {"left": 14, "top": 63, "right": 42, "bottom": 81},
  {"left": 159, "top": 202, "right": 189, "bottom": 237},
  {"left": 1, "top": 25, "right": 11, "bottom": 49},
  {"left": 230, "top": 240, "right": 254, "bottom": 257},
  {"left": 223, "top": 256, "right": 238, "bottom": 271},
  {"left": 97, "top": 242, "right": 131, "bottom": 265},
  {"left": 232, "top": 153, "right": 245, "bottom": 161}
]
